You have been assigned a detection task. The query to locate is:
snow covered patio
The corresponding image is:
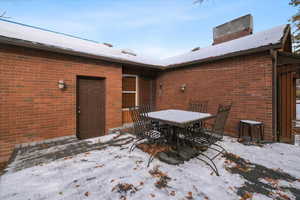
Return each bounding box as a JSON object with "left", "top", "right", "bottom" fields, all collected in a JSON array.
[{"left": 0, "top": 133, "right": 300, "bottom": 200}]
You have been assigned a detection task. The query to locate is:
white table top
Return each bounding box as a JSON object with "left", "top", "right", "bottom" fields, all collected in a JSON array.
[{"left": 148, "top": 109, "right": 213, "bottom": 126}]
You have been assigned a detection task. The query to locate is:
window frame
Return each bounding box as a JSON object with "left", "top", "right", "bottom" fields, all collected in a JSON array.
[{"left": 122, "top": 74, "right": 138, "bottom": 111}]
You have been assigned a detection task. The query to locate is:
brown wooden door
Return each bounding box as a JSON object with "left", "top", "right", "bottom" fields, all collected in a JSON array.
[
  {"left": 77, "top": 77, "right": 105, "bottom": 139},
  {"left": 278, "top": 72, "right": 296, "bottom": 142}
]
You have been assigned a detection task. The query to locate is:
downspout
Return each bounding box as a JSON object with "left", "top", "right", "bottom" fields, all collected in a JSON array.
[{"left": 270, "top": 49, "right": 279, "bottom": 141}]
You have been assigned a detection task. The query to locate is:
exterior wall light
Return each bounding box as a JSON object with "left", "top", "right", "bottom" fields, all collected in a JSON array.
[
  {"left": 181, "top": 84, "right": 186, "bottom": 92},
  {"left": 58, "top": 80, "right": 66, "bottom": 90},
  {"left": 159, "top": 83, "right": 163, "bottom": 89},
  {"left": 159, "top": 83, "right": 163, "bottom": 96}
]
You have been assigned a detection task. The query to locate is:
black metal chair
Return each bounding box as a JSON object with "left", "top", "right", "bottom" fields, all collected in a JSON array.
[
  {"left": 188, "top": 103, "right": 232, "bottom": 176},
  {"left": 188, "top": 100, "right": 208, "bottom": 113},
  {"left": 129, "top": 105, "right": 166, "bottom": 167},
  {"left": 203, "top": 104, "right": 232, "bottom": 141},
  {"left": 188, "top": 100, "right": 209, "bottom": 129},
  {"left": 139, "top": 104, "right": 160, "bottom": 130}
]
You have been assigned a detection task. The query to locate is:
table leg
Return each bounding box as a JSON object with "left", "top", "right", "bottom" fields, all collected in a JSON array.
[{"left": 249, "top": 125, "right": 253, "bottom": 141}]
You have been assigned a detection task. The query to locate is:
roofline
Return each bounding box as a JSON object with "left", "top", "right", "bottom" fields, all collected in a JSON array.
[
  {"left": 0, "top": 24, "right": 290, "bottom": 70},
  {"left": 0, "top": 35, "right": 284, "bottom": 71},
  {"left": 164, "top": 24, "right": 290, "bottom": 69},
  {"left": 163, "top": 43, "right": 282, "bottom": 69},
  {"left": 0, "top": 35, "right": 164, "bottom": 70}
]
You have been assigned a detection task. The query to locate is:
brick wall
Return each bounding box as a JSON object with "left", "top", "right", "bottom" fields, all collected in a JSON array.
[
  {"left": 155, "top": 52, "right": 274, "bottom": 140},
  {"left": 213, "top": 28, "right": 252, "bottom": 45},
  {"left": 0, "top": 44, "right": 122, "bottom": 162}
]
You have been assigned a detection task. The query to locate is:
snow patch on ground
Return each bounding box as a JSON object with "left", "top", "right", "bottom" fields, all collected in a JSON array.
[
  {"left": 0, "top": 136, "right": 299, "bottom": 200},
  {"left": 223, "top": 137, "right": 300, "bottom": 178}
]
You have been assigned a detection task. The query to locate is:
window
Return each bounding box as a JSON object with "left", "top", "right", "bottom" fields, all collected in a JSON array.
[{"left": 122, "top": 75, "right": 138, "bottom": 109}]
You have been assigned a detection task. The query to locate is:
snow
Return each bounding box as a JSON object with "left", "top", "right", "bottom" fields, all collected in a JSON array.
[
  {"left": 224, "top": 138, "right": 300, "bottom": 178},
  {"left": 148, "top": 109, "right": 212, "bottom": 124},
  {"left": 0, "top": 19, "right": 161, "bottom": 67},
  {"left": 0, "top": 134, "right": 299, "bottom": 200},
  {"left": 240, "top": 120, "right": 262, "bottom": 125},
  {"left": 0, "top": 18, "right": 287, "bottom": 67},
  {"left": 162, "top": 24, "right": 287, "bottom": 66}
]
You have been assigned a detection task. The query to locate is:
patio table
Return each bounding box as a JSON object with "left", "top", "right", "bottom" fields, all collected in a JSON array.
[
  {"left": 147, "top": 109, "right": 214, "bottom": 128},
  {"left": 147, "top": 109, "right": 214, "bottom": 147}
]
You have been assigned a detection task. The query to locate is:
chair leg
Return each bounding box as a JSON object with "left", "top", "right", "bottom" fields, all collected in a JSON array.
[
  {"left": 211, "top": 143, "right": 227, "bottom": 154},
  {"left": 147, "top": 154, "right": 155, "bottom": 167},
  {"left": 260, "top": 125, "right": 264, "bottom": 141},
  {"left": 196, "top": 152, "right": 219, "bottom": 176},
  {"left": 238, "top": 122, "right": 241, "bottom": 138},
  {"left": 249, "top": 125, "right": 253, "bottom": 141},
  {"left": 129, "top": 138, "right": 145, "bottom": 152}
]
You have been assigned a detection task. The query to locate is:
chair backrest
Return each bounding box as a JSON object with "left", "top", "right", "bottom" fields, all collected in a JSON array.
[
  {"left": 129, "top": 105, "right": 152, "bottom": 137},
  {"left": 188, "top": 100, "right": 208, "bottom": 113},
  {"left": 212, "top": 104, "right": 232, "bottom": 136},
  {"left": 139, "top": 104, "right": 152, "bottom": 119}
]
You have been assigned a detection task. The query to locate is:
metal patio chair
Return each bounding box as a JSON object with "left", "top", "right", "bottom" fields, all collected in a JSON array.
[
  {"left": 188, "top": 100, "right": 208, "bottom": 113},
  {"left": 188, "top": 100, "right": 209, "bottom": 129},
  {"left": 187, "top": 103, "right": 232, "bottom": 176},
  {"left": 139, "top": 104, "right": 159, "bottom": 129},
  {"left": 129, "top": 105, "right": 167, "bottom": 167}
]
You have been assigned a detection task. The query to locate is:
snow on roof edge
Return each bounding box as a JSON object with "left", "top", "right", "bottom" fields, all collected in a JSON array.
[
  {"left": 162, "top": 24, "right": 289, "bottom": 67},
  {"left": 0, "top": 18, "right": 289, "bottom": 69}
]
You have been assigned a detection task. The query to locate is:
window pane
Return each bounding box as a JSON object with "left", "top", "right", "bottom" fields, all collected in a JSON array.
[
  {"left": 122, "top": 77, "right": 136, "bottom": 91},
  {"left": 122, "top": 93, "right": 136, "bottom": 108}
]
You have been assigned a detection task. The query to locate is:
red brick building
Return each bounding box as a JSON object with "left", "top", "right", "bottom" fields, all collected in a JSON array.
[{"left": 0, "top": 15, "right": 298, "bottom": 163}]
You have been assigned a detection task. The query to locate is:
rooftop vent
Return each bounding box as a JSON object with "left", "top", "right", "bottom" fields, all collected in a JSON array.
[
  {"left": 191, "top": 47, "right": 200, "bottom": 52},
  {"left": 213, "top": 14, "right": 253, "bottom": 45},
  {"left": 103, "top": 43, "right": 113, "bottom": 47},
  {"left": 121, "top": 49, "right": 137, "bottom": 56}
]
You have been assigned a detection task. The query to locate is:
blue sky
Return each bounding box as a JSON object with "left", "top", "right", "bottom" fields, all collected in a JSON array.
[{"left": 0, "top": 0, "right": 296, "bottom": 58}]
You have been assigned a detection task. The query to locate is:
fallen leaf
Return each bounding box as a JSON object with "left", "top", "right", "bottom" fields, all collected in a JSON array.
[
  {"left": 150, "top": 193, "right": 155, "bottom": 198},
  {"left": 170, "top": 191, "right": 176, "bottom": 196},
  {"left": 241, "top": 192, "right": 253, "bottom": 200},
  {"left": 277, "top": 192, "right": 291, "bottom": 200},
  {"left": 84, "top": 192, "right": 89, "bottom": 197},
  {"left": 111, "top": 179, "right": 115, "bottom": 183},
  {"left": 237, "top": 138, "right": 244, "bottom": 143},
  {"left": 120, "top": 196, "right": 127, "bottom": 200},
  {"left": 135, "top": 160, "right": 143, "bottom": 164},
  {"left": 186, "top": 191, "right": 193, "bottom": 199},
  {"left": 264, "top": 177, "right": 279, "bottom": 186},
  {"left": 75, "top": 185, "right": 80, "bottom": 188},
  {"left": 228, "top": 186, "right": 234, "bottom": 191},
  {"left": 140, "top": 182, "right": 144, "bottom": 186}
]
